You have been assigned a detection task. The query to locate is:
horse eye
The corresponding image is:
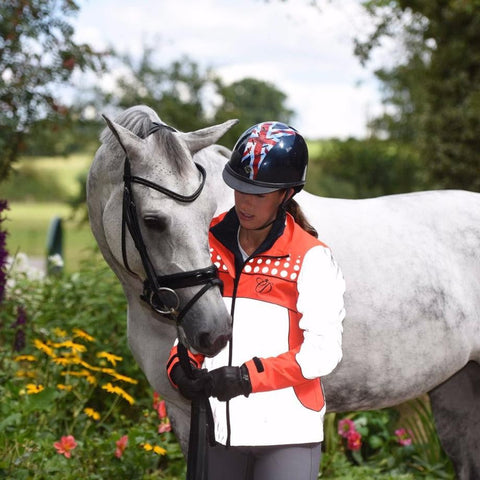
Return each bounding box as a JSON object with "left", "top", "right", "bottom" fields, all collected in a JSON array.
[{"left": 143, "top": 216, "right": 168, "bottom": 232}]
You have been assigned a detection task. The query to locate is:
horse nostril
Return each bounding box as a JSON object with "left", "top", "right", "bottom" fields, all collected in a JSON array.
[{"left": 197, "top": 332, "right": 230, "bottom": 353}]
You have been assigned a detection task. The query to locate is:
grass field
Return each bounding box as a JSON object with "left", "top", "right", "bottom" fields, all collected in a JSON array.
[
  {"left": 2, "top": 153, "right": 98, "bottom": 272},
  {"left": 5, "top": 202, "right": 97, "bottom": 272}
]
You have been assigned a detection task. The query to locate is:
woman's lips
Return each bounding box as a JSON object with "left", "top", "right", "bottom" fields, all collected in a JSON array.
[{"left": 238, "top": 211, "right": 253, "bottom": 221}]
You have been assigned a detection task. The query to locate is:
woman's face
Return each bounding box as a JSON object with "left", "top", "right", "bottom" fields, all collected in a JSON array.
[{"left": 234, "top": 189, "right": 287, "bottom": 231}]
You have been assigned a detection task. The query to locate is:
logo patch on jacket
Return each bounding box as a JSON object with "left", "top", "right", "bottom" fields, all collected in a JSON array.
[{"left": 255, "top": 277, "right": 273, "bottom": 294}]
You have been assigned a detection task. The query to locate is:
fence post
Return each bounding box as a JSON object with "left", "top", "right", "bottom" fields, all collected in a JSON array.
[{"left": 46, "top": 216, "right": 64, "bottom": 275}]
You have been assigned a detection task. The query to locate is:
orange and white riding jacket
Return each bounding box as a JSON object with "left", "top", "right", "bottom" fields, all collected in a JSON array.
[{"left": 168, "top": 209, "right": 345, "bottom": 447}]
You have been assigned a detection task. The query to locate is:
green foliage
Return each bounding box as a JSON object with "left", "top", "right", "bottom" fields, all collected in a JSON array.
[
  {"left": 357, "top": 0, "right": 480, "bottom": 192},
  {"left": 213, "top": 77, "right": 295, "bottom": 148},
  {"left": 0, "top": 0, "right": 108, "bottom": 180},
  {"left": 105, "top": 48, "right": 211, "bottom": 132},
  {"left": 0, "top": 255, "right": 186, "bottom": 479},
  {"left": 88, "top": 43, "right": 295, "bottom": 145},
  {"left": 306, "top": 138, "right": 428, "bottom": 198},
  {"left": 321, "top": 406, "right": 454, "bottom": 479},
  {"left": 1, "top": 154, "right": 90, "bottom": 203}
]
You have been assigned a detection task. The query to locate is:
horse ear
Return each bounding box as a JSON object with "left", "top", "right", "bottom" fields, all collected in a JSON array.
[
  {"left": 102, "top": 114, "right": 143, "bottom": 154},
  {"left": 180, "top": 119, "right": 238, "bottom": 155}
]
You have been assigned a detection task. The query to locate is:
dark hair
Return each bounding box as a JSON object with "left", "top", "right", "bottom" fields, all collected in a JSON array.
[{"left": 286, "top": 198, "right": 318, "bottom": 238}]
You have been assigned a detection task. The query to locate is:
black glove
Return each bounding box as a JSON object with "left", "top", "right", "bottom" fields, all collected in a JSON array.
[
  {"left": 209, "top": 365, "right": 252, "bottom": 402},
  {"left": 170, "top": 363, "right": 213, "bottom": 400}
]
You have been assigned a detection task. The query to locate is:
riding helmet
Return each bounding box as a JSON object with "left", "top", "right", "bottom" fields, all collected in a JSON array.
[{"left": 223, "top": 121, "right": 308, "bottom": 194}]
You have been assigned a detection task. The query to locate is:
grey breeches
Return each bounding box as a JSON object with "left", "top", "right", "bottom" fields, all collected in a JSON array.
[{"left": 207, "top": 442, "right": 322, "bottom": 480}]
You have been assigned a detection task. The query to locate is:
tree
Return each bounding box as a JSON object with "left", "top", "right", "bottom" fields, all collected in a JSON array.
[
  {"left": 94, "top": 47, "right": 213, "bottom": 133},
  {"left": 213, "top": 77, "right": 295, "bottom": 148},
  {"left": 90, "top": 47, "right": 295, "bottom": 147},
  {"left": 356, "top": 0, "right": 480, "bottom": 191},
  {"left": 0, "top": 0, "right": 108, "bottom": 180}
]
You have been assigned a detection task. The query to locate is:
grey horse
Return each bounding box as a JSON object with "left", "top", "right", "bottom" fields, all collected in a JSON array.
[{"left": 87, "top": 105, "right": 480, "bottom": 479}]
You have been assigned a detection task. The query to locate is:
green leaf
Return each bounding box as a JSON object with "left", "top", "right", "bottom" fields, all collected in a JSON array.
[{"left": 25, "top": 387, "right": 58, "bottom": 412}]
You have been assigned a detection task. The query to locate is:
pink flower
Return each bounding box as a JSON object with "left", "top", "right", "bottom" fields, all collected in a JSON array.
[
  {"left": 338, "top": 418, "right": 356, "bottom": 438},
  {"left": 347, "top": 430, "right": 362, "bottom": 451},
  {"left": 54, "top": 435, "right": 77, "bottom": 458},
  {"left": 153, "top": 392, "right": 160, "bottom": 409},
  {"left": 395, "top": 428, "right": 412, "bottom": 446},
  {"left": 157, "top": 400, "right": 167, "bottom": 419},
  {"left": 158, "top": 422, "right": 172, "bottom": 433},
  {"left": 115, "top": 435, "right": 128, "bottom": 458}
]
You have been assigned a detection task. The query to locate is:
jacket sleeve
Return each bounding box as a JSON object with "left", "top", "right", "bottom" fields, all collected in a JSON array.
[
  {"left": 166, "top": 340, "right": 206, "bottom": 387},
  {"left": 244, "top": 245, "right": 345, "bottom": 393}
]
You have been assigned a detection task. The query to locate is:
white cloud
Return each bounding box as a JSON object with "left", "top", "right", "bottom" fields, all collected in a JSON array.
[{"left": 74, "top": 0, "right": 382, "bottom": 138}]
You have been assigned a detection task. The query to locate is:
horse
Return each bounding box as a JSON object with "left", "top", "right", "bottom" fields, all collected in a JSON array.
[{"left": 87, "top": 105, "right": 480, "bottom": 480}]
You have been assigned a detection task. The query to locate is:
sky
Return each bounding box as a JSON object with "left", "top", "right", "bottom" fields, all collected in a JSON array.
[{"left": 72, "top": 0, "right": 384, "bottom": 139}]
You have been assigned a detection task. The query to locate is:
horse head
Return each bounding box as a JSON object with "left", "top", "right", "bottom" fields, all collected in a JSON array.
[{"left": 87, "top": 106, "right": 236, "bottom": 363}]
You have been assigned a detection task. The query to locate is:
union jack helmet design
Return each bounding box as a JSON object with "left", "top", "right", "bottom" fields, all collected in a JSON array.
[{"left": 223, "top": 121, "right": 308, "bottom": 194}]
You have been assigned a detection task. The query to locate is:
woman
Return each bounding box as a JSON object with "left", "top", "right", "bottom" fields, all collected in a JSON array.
[{"left": 167, "top": 121, "right": 345, "bottom": 480}]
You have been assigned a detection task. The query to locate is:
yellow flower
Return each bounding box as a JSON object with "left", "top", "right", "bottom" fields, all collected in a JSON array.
[
  {"left": 85, "top": 374, "right": 97, "bottom": 385},
  {"left": 153, "top": 446, "right": 167, "bottom": 456},
  {"left": 101, "top": 382, "right": 135, "bottom": 405},
  {"left": 52, "top": 356, "right": 73, "bottom": 366},
  {"left": 73, "top": 328, "right": 95, "bottom": 342},
  {"left": 97, "top": 351, "right": 123, "bottom": 366},
  {"left": 142, "top": 443, "right": 166, "bottom": 455},
  {"left": 26, "top": 383, "right": 44, "bottom": 394},
  {"left": 53, "top": 327, "right": 68, "bottom": 338},
  {"left": 107, "top": 372, "right": 138, "bottom": 385},
  {"left": 14, "top": 354, "right": 36, "bottom": 362},
  {"left": 54, "top": 340, "right": 87, "bottom": 353},
  {"left": 62, "top": 369, "right": 90, "bottom": 377},
  {"left": 79, "top": 360, "right": 101, "bottom": 372},
  {"left": 102, "top": 382, "right": 116, "bottom": 393},
  {"left": 84, "top": 407, "right": 100, "bottom": 421},
  {"left": 57, "top": 384, "right": 73, "bottom": 391},
  {"left": 16, "top": 370, "right": 36, "bottom": 378},
  {"left": 33, "top": 339, "right": 55, "bottom": 357}
]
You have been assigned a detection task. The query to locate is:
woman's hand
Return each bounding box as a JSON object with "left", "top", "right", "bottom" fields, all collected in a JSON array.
[
  {"left": 209, "top": 365, "right": 252, "bottom": 401},
  {"left": 170, "top": 364, "right": 212, "bottom": 400}
]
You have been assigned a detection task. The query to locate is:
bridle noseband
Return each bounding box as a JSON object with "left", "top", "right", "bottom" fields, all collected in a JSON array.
[{"left": 111, "top": 120, "right": 223, "bottom": 325}]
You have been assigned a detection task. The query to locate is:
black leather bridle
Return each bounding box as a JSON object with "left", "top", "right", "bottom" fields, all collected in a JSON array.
[{"left": 109, "top": 120, "right": 223, "bottom": 325}]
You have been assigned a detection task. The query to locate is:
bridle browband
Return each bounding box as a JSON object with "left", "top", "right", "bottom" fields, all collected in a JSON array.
[{"left": 109, "top": 120, "right": 223, "bottom": 325}]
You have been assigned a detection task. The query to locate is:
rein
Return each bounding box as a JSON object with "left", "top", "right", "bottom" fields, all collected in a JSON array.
[{"left": 110, "top": 120, "right": 223, "bottom": 325}]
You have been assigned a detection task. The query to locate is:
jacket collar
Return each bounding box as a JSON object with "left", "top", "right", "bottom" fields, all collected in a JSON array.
[{"left": 210, "top": 207, "right": 294, "bottom": 269}]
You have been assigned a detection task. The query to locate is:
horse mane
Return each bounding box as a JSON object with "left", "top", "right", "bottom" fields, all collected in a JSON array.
[{"left": 99, "top": 105, "right": 190, "bottom": 176}]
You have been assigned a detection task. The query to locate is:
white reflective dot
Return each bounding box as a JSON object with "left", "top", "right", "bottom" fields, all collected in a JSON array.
[
  {"left": 257, "top": 259, "right": 263, "bottom": 264},
  {"left": 262, "top": 267, "right": 269, "bottom": 274},
  {"left": 271, "top": 268, "right": 278, "bottom": 275},
  {"left": 294, "top": 265, "right": 300, "bottom": 271},
  {"left": 214, "top": 262, "right": 220, "bottom": 268},
  {"left": 223, "top": 264, "right": 228, "bottom": 270},
  {"left": 275, "top": 261, "right": 281, "bottom": 266},
  {"left": 280, "top": 270, "right": 288, "bottom": 278},
  {"left": 283, "top": 263, "right": 290, "bottom": 269},
  {"left": 216, "top": 255, "right": 221, "bottom": 261},
  {"left": 266, "top": 259, "right": 271, "bottom": 265},
  {"left": 245, "top": 265, "right": 252, "bottom": 273},
  {"left": 290, "top": 273, "right": 297, "bottom": 280},
  {"left": 254, "top": 266, "right": 260, "bottom": 273},
  {"left": 249, "top": 258, "right": 254, "bottom": 263}
]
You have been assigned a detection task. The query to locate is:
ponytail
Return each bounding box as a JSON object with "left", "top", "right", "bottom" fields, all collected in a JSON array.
[{"left": 286, "top": 198, "right": 318, "bottom": 238}]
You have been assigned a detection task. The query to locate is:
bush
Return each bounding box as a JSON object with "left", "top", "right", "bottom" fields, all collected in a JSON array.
[
  {"left": 306, "top": 139, "right": 429, "bottom": 199},
  {"left": 0, "top": 253, "right": 186, "bottom": 479}
]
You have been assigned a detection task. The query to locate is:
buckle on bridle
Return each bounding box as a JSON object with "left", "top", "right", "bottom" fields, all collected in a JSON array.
[{"left": 142, "top": 286, "right": 180, "bottom": 316}]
